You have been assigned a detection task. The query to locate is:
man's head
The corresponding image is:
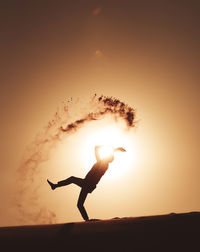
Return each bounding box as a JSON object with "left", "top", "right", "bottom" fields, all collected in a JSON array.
[
  {"left": 98, "top": 146, "right": 114, "bottom": 163},
  {"left": 102, "top": 154, "right": 114, "bottom": 163}
]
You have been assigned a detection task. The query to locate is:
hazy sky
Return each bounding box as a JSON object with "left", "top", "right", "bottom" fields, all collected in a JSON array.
[{"left": 0, "top": 0, "right": 199, "bottom": 226}]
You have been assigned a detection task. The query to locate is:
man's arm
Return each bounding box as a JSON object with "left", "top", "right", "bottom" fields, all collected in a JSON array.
[
  {"left": 95, "top": 146, "right": 101, "bottom": 162},
  {"left": 114, "top": 147, "right": 126, "bottom": 152}
]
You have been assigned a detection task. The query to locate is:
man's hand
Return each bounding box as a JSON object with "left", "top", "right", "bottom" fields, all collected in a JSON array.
[{"left": 114, "top": 147, "right": 126, "bottom": 152}]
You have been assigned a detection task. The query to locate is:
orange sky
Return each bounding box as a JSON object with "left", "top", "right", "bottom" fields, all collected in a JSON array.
[{"left": 0, "top": 1, "right": 199, "bottom": 226}]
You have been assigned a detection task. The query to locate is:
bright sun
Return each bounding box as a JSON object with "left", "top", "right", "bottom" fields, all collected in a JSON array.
[
  {"left": 98, "top": 145, "right": 114, "bottom": 160},
  {"left": 80, "top": 124, "right": 135, "bottom": 180}
]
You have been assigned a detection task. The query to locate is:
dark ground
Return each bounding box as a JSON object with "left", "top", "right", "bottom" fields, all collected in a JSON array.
[{"left": 0, "top": 212, "right": 199, "bottom": 252}]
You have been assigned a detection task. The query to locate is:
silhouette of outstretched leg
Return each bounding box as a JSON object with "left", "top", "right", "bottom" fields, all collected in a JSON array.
[
  {"left": 47, "top": 176, "right": 84, "bottom": 190},
  {"left": 57, "top": 176, "right": 83, "bottom": 187},
  {"left": 77, "top": 189, "right": 89, "bottom": 221}
]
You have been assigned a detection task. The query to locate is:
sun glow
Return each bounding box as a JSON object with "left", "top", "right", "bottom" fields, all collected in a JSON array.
[
  {"left": 80, "top": 123, "right": 135, "bottom": 180},
  {"left": 98, "top": 145, "right": 114, "bottom": 160}
]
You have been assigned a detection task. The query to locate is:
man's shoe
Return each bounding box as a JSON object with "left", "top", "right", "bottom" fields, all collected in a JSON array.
[{"left": 47, "top": 179, "right": 56, "bottom": 190}]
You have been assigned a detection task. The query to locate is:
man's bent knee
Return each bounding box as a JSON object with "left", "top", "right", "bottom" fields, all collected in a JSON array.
[{"left": 77, "top": 202, "right": 83, "bottom": 210}]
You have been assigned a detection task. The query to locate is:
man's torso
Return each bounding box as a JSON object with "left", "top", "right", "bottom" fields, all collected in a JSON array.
[{"left": 84, "top": 161, "right": 109, "bottom": 186}]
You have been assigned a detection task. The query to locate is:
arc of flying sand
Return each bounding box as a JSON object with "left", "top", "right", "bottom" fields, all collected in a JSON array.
[{"left": 16, "top": 95, "right": 136, "bottom": 225}]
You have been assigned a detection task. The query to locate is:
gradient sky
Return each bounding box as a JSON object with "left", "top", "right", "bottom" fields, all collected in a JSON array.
[{"left": 0, "top": 0, "right": 199, "bottom": 226}]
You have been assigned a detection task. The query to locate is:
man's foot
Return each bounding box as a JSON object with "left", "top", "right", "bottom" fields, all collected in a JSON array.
[
  {"left": 47, "top": 179, "right": 56, "bottom": 190},
  {"left": 87, "top": 219, "right": 100, "bottom": 222}
]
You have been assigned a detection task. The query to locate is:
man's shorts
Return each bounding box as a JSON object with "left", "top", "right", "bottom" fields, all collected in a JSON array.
[{"left": 83, "top": 180, "right": 96, "bottom": 193}]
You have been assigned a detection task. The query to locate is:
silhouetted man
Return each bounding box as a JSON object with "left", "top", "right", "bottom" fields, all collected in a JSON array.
[{"left": 47, "top": 145, "right": 126, "bottom": 221}]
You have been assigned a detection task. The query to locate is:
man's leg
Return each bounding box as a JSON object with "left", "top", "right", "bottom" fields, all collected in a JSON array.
[
  {"left": 77, "top": 189, "right": 89, "bottom": 221},
  {"left": 47, "top": 176, "right": 83, "bottom": 190}
]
